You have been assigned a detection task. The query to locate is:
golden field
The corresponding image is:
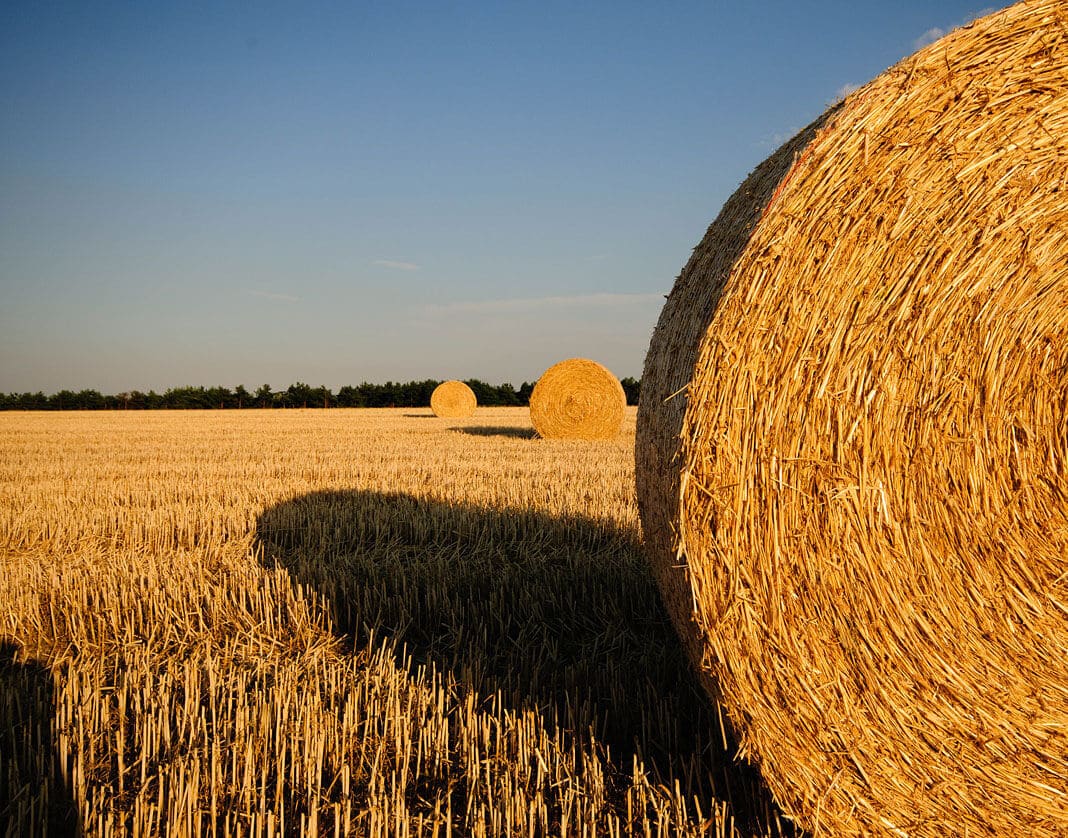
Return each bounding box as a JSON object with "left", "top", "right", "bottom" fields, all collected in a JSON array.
[{"left": 0, "top": 408, "right": 788, "bottom": 837}]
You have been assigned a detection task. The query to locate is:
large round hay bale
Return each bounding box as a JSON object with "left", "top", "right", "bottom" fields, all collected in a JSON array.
[
  {"left": 430, "top": 380, "right": 477, "bottom": 418},
  {"left": 530, "top": 358, "right": 626, "bottom": 439},
  {"left": 636, "top": 2, "right": 1068, "bottom": 836}
]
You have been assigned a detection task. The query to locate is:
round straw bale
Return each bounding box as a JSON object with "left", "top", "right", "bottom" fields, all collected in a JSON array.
[
  {"left": 529, "top": 358, "right": 626, "bottom": 439},
  {"left": 636, "top": 2, "right": 1068, "bottom": 835},
  {"left": 430, "top": 380, "right": 477, "bottom": 418}
]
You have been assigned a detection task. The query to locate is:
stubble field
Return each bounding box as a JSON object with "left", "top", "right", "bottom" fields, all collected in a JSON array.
[{"left": 0, "top": 408, "right": 788, "bottom": 837}]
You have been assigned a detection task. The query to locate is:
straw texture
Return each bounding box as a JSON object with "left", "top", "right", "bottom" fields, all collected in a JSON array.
[
  {"left": 636, "top": 113, "right": 835, "bottom": 688},
  {"left": 430, "top": 380, "right": 477, "bottom": 418},
  {"left": 530, "top": 359, "right": 626, "bottom": 440},
  {"left": 637, "top": 2, "right": 1068, "bottom": 835}
]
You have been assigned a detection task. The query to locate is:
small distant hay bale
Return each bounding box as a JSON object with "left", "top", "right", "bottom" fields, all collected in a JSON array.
[
  {"left": 529, "top": 358, "right": 625, "bottom": 440},
  {"left": 637, "top": 2, "right": 1068, "bottom": 836},
  {"left": 430, "top": 380, "right": 476, "bottom": 418}
]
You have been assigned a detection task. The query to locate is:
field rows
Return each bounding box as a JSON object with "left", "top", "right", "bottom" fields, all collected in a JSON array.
[{"left": 0, "top": 409, "right": 787, "bottom": 836}]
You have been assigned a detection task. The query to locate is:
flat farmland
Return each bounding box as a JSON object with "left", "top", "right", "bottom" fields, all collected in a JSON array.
[{"left": 0, "top": 408, "right": 786, "bottom": 837}]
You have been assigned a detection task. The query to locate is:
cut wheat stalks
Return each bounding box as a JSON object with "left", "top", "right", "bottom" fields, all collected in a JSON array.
[
  {"left": 637, "top": 1, "right": 1068, "bottom": 836},
  {"left": 430, "top": 380, "right": 477, "bottom": 418},
  {"left": 0, "top": 407, "right": 783, "bottom": 837},
  {"left": 530, "top": 359, "right": 626, "bottom": 440}
]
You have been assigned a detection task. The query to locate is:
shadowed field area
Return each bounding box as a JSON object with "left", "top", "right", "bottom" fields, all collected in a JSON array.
[
  {"left": 0, "top": 641, "right": 78, "bottom": 836},
  {"left": 257, "top": 488, "right": 792, "bottom": 835},
  {"left": 0, "top": 407, "right": 793, "bottom": 836}
]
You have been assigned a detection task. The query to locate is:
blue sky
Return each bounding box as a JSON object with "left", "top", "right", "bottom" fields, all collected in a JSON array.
[{"left": 1, "top": 1, "right": 1002, "bottom": 393}]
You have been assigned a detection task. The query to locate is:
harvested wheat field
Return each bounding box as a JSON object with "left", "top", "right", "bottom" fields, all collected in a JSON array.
[
  {"left": 638, "top": 1, "right": 1068, "bottom": 836},
  {"left": 0, "top": 408, "right": 792, "bottom": 837}
]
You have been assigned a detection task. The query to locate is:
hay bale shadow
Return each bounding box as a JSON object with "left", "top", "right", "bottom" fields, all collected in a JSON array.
[
  {"left": 0, "top": 641, "right": 79, "bottom": 835},
  {"left": 255, "top": 490, "right": 795, "bottom": 836},
  {"left": 452, "top": 426, "right": 537, "bottom": 439}
]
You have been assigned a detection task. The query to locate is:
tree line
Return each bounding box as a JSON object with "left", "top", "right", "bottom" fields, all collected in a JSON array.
[{"left": 0, "top": 378, "right": 641, "bottom": 410}]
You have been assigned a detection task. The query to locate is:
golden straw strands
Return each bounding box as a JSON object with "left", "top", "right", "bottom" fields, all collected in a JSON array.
[
  {"left": 530, "top": 359, "right": 627, "bottom": 440},
  {"left": 637, "top": 1, "right": 1068, "bottom": 835},
  {"left": 430, "top": 380, "right": 477, "bottom": 418}
]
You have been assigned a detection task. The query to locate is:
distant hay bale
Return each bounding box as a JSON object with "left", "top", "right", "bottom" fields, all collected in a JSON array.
[
  {"left": 530, "top": 359, "right": 626, "bottom": 440},
  {"left": 430, "top": 380, "right": 476, "bottom": 418},
  {"left": 636, "top": 2, "right": 1068, "bottom": 836}
]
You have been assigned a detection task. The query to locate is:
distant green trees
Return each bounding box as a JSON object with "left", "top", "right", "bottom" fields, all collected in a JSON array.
[
  {"left": 0, "top": 377, "right": 641, "bottom": 410},
  {"left": 620, "top": 377, "right": 640, "bottom": 406}
]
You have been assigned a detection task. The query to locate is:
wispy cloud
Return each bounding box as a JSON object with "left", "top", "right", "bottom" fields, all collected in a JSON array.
[
  {"left": 248, "top": 289, "right": 300, "bottom": 303},
  {"left": 373, "top": 259, "right": 420, "bottom": 271},
  {"left": 913, "top": 8, "right": 996, "bottom": 51},
  {"left": 832, "top": 82, "right": 861, "bottom": 104},
  {"left": 757, "top": 125, "right": 802, "bottom": 150},
  {"left": 422, "top": 292, "right": 663, "bottom": 317},
  {"left": 913, "top": 26, "right": 946, "bottom": 50}
]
